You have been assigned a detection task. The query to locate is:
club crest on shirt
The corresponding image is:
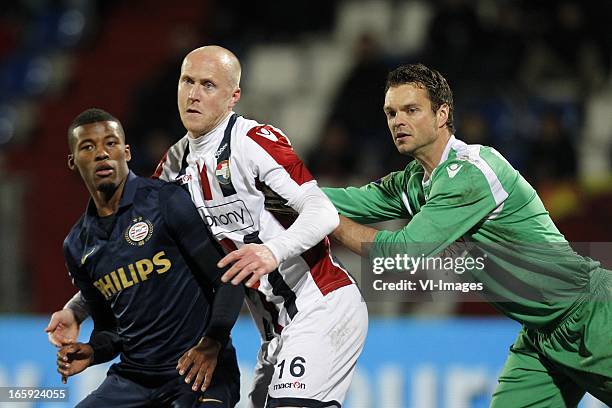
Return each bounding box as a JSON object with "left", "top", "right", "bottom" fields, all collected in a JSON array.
[
  {"left": 176, "top": 173, "right": 192, "bottom": 185},
  {"left": 215, "top": 160, "right": 231, "bottom": 185},
  {"left": 124, "top": 217, "right": 154, "bottom": 246}
]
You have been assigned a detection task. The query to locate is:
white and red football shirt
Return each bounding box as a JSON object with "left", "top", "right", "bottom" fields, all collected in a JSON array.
[{"left": 153, "top": 112, "right": 354, "bottom": 339}]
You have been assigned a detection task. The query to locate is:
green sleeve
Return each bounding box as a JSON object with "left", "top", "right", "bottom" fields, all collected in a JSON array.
[
  {"left": 374, "top": 161, "right": 500, "bottom": 257},
  {"left": 322, "top": 171, "right": 409, "bottom": 224}
]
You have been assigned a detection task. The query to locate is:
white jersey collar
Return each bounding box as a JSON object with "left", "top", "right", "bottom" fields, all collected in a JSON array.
[
  {"left": 187, "top": 111, "right": 234, "bottom": 154},
  {"left": 422, "top": 135, "right": 456, "bottom": 185},
  {"left": 439, "top": 134, "right": 457, "bottom": 164}
]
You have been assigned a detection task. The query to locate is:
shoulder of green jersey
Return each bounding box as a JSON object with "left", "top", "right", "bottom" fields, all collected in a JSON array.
[
  {"left": 376, "top": 170, "right": 402, "bottom": 188},
  {"left": 441, "top": 139, "right": 510, "bottom": 220},
  {"left": 379, "top": 161, "right": 420, "bottom": 190},
  {"left": 445, "top": 162, "right": 464, "bottom": 178}
]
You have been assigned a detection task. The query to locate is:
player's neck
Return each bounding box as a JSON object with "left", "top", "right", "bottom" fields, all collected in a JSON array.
[
  {"left": 415, "top": 131, "right": 451, "bottom": 178},
  {"left": 91, "top": 178, "right": 127, "bottom": 217},
  {"left": 188, "top": 111, "right": 232, "bottom": 140}
]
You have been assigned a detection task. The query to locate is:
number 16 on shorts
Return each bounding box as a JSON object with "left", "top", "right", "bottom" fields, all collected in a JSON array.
[
  {"left": 277, "top": 356, "right": 306, "bottom": 379},
  {"left": 273, "top": 356, "right": 307, "bottom": 392}
]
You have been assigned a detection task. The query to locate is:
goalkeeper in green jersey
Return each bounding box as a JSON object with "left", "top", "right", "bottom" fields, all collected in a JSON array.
[{"left": 323, "top": 63, "right": 612, "bottom": 407}]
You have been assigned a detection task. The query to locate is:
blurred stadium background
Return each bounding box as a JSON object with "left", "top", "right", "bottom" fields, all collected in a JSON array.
[{"left": 0, "top": 0, "right": 610, "bottom": 407}]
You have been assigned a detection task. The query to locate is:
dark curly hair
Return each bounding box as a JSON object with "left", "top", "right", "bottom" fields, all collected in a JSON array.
[{"left": 385, "top": 63, "right": 455, "bottom": 133}]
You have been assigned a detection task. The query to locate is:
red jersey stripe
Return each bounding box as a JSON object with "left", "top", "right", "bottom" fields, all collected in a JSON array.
[
  {"left": 246, "top": 125, "right": 314, "bottom": 185},
  {"left": 219, "top": 237, "right": 237, "bottom": 253},
  {"left": 152, "top": 151, "right": 168, "bottom": 179},
  {"left": 301, "top": 237, "right": 352, "bottom": 296},
  {"left": 198, "top": 163, "right": 213, "bottom": 200}
]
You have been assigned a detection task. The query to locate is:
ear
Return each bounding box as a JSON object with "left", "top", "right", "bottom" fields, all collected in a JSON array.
[
  {"left": 437, "top": 103, "right": 450, "bottom": 129},
  {"left": 125, "top": 144, "right": 131, "bottom": 162},
  {"left": 67, "top": 154, "right": 75, "bottom": 171},
  {"left": 229, "top": 87, "right": 241, "bottom": 109}
]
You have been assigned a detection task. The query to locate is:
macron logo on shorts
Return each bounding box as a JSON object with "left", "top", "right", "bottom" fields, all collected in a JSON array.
[{"left": 273, "top": 381, "right": 306, "bottom": 391}]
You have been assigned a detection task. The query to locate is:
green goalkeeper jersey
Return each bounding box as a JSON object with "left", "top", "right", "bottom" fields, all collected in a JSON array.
[{"left": 323, "top": 136, "right": 602, "bottom": 329}]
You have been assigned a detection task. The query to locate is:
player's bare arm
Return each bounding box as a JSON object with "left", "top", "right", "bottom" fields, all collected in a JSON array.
[{"left": 331, "top": 215, "right": 378, "bottom": 256}]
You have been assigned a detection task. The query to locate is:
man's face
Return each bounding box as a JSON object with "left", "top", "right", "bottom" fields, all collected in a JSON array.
[
  {"left": 68, "top": 121, "right": 131, "bottom": 195},
  {"left": 384, "top": 84, "right": 443, "bottom": 156},
  {"left": 177, "top": 53, "right": 240, "bottom": 137}
]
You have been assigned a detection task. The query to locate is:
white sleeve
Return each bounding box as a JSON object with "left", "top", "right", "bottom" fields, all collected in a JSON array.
[{"left": 265, "top": 184, "right": 339, "bottom": 264}]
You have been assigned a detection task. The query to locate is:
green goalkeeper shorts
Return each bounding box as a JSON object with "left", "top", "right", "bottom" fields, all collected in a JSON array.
[{"left": 491, "top": 268, "right": 612, "bottom": 407}]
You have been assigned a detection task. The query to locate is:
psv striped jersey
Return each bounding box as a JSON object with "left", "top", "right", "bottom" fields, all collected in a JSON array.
[{"left": 153, "top": 113, "right": 353, "bottom": 339}]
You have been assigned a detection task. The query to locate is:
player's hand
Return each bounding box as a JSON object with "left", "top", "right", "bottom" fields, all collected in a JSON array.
[
  {"left": 218, "top": 243, "right": 278, "bottom": 287},
  {"left": 177, "top": 337, "right": 221, "bottom": 392},
  {"left": 45, "top": 309, "right": 80, "bottom": 347},
  {"left": 57, "top": 343, "right": 93, "bottom": 384}
]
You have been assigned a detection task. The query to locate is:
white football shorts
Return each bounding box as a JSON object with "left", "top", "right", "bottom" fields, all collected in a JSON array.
[{"left": 247, "top": 284, "right": 368, "bottom": 407}]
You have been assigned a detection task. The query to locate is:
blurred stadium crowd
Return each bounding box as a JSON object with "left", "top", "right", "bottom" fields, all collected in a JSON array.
[{"left": 0, "top": 0, "right": 611, "bottom": 315}]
